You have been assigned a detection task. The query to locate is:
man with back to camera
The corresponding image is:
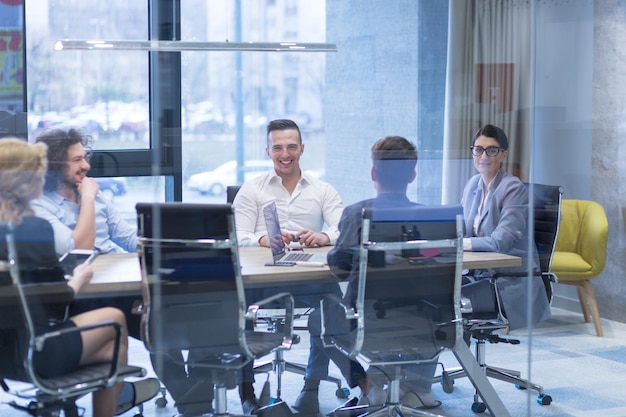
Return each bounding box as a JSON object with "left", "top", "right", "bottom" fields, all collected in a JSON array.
[
  {"left": 323, "top": 136, "right": 442, "bottom": 410},
  {"left": 30, "top": 128, "right": 160, "bottom": 415},
  {"left": 232, "top": 119, "right": 347, "bottom": 414}
]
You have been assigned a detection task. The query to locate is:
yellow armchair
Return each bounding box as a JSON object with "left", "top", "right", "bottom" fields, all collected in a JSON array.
[{"left": 551, "top": 199, "right": 608, "bottom": 336}]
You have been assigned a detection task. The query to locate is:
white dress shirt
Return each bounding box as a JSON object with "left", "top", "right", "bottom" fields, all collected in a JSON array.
[{"left": 232, "top": 170, "right": 343, "bottom": 247}]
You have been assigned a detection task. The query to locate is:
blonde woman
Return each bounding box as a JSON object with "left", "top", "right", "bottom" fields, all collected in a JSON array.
[{"left": 0, "top": 138, "right": 129, "bottom": 417}]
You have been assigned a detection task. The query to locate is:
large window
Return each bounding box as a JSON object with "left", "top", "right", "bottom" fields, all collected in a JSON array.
[
  {"left": 179, "top": 1, "right": 328, "bottom": 203},
  {"left": 25, "top": 1, "right": 447, "bottom": 211},
  {"left": 26, "top": 0, "right": 176, "bottom": 217},
  {"left": 26, "top": 0, "right": 150, "bottom": 150}
]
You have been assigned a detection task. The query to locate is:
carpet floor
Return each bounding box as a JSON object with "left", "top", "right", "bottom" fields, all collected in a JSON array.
[{"left": 2, "top": 307, "right": 625, "bottom": 417}]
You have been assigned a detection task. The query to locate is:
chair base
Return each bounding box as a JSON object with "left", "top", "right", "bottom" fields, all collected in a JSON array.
[
  {"left": 256, "top": 400, "right": 296, "bottom": 417},
  {"left": 328, "top": 374, "right": 444, "bottom": 417},
  {"left": 7, "top": 398, "right": 82, "bottom": 417},
  {"left": 254, "top": 349, "right": 348, "bottom": 401},
  {"left": 211, "top": 383, "right": 247, "bottom": 417},
  {"left": 209, "top": 381, "right": 296, "bottom": 417},
  {"left": 329, "top": 403, "right": 444, "bottom": 417},
  {"left": 434, "top": 339, "right": 553, "bottom": 409}
]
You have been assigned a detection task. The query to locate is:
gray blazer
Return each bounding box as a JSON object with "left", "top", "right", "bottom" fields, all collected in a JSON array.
[{"left": 461, "top": 169, "right": 550, "bottom": 330}]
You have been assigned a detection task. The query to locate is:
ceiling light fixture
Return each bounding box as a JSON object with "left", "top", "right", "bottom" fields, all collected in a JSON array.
[{"left": 55, "top": 39, "right": 338, "bottom": 53}]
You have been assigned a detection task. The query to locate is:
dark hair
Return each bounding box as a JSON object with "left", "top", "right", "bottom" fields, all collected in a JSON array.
[
  {"left": 473, "top": 124, "right": 509, "bottom": 150},
  {"left": 266, "top": 119, "right": 302, "bottom": 145},
  {"left": 35, "top": 128, "right": 93, "bottom": 192},
  {"left": 371, "top": 136, "right": 418, "bottom": 191}
]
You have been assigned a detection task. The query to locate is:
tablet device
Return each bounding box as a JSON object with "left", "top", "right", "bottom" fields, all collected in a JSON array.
[{"left": 59, "top": 249, "right": 99, "bottom": 278}]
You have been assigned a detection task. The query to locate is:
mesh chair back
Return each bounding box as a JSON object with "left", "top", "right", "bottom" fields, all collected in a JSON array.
[
  {"left": 0, "top": 222, "right": 143, "bottom": 403},
  {"left": 137, "top": 203, "right": 248, "bottom": 362},
  {"left": 136, "top": 202, "right": 231, "bottom": 240},
  {"left": 526, "top": 183, "right": 562, "bottom": 275},
  {"left": 323, "top": 205, "right": 463, "bottom": 367},
  {"left": 525, "top": 183, "right": 563, "bottom": 299},
  {"left": 137, "top": 203, "right": 289, "bottom": 371}
]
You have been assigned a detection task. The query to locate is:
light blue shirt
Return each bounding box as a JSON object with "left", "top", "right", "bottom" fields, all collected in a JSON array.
[{"left": 31, "top": 190, "right": 138, "bottom": 256}]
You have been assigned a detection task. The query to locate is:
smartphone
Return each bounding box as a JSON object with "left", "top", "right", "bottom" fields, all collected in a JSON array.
[{"left": 59, "top": 249, "right": 99, "bottom": 277}]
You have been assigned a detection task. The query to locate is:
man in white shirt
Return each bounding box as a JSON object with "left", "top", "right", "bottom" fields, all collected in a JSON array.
[
  {"left": 232, "top": 119, "right": 344, "bottom": 414},
  {"left": 234, "top": 119, "right": 342, "bottom": 248}
]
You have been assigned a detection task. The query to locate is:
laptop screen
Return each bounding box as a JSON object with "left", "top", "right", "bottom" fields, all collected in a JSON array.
[{"left": 262, "top": 201, "right": 288, "bottom": 261}]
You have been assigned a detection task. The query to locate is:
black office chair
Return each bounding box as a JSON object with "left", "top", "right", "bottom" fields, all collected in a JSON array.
[
  {"left": 137, "top": 203, "right": 296, "bottom": 417},
  {"left": 528, "top": 183, "right": 563, "bottom": 301},
  {"left": 435, "top": 183, "right": 561, "bottom": 412},
  {"left": 0, "top": 222, "right": 146, "bottom": 417},
  {"left": 322, "top": 205, "right": 464, "bottom": 417},
  {"left": 227, "top": 185, "right": 242, "bottom": 204}
]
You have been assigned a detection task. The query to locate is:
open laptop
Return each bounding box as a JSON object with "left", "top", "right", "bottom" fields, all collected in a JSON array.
[{"left": 262, "top": 201, "right": 328, "bottom": 266}]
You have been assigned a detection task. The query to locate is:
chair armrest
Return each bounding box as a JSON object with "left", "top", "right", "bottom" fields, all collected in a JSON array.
[
  {"left": 320, "top": 293, "right": 358, "bottom": 352},
  {"left": 543, "top": 271, "right": 558, "bottom": 283},
  {"left": 321, "top": 292, "right": 356, "bottom": 320},
  {"left": 245, "top": 292, "right": 295, "bottom": 349},
  {"left": 30, "top": 319, "right": 124, "bottom": 389}
]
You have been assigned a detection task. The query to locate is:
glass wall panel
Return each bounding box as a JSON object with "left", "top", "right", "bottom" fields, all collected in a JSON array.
[{"left": 18, "top": 2, "right": 574, "bottom": 415}]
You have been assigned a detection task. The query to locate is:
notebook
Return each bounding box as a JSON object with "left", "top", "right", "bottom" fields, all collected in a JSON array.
[{"left": 262, "top": 201, "right": 328, "bottom": 266}]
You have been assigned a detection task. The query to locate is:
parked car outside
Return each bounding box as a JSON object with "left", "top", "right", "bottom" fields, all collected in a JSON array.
[
  {"left": 187, "top": 160, "right": 272, "bottom": 196},
  {"left": 187, "top": 160, "right": 325, "bottom": 196},
  {"left": 95, "top": 177, "right": 128, "bottom": 201}
]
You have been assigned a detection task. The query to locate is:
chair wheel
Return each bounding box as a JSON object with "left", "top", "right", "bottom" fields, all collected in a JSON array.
[
  {"left": 155, "top": 397, "right": 168, "bottom": 407},
  {"left": 471, "top": 402, "right": 487, "bottom": 413},
  {"left": 441, "top": 372, "right": 454, "bottom": 394},
  {"left": 514, "top": 383, "right": 527, "bottom": 390},
  {"left": 336, "top": 387, "right": 350, "bottom": 399},
  {"left": 537, "top": 394, "right": 552, "bottom": 405}
]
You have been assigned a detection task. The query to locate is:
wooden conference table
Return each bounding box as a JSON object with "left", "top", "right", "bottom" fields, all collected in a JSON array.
[
  {"left": 86, "top": 245, "right": 518, "bottom": 417},
  {"left": 85, "top": 246, "right": 521, "bottom": 296}
]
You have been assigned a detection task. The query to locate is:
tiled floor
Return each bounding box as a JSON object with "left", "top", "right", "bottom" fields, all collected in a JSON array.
[{"left": 3, "top": 307, "right": 626, "bottom": 417}]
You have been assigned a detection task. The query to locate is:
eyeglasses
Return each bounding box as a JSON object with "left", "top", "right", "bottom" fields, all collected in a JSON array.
[{"left": 471, "top": 146, "right": 504, "bottom": 157}]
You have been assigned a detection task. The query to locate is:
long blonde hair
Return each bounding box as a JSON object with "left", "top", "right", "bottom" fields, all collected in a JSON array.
[{"left": 0, "top": 138, "right": 48, "bottom": 225}]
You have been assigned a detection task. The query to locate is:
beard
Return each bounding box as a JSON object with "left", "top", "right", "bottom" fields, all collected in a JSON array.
[{"left": 62, "top": 176, "right": 80, "bottom": 192}]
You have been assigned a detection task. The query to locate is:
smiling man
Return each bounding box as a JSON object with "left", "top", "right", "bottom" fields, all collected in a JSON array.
[
  {"left": 232, "top": 119, "right": 345, "bottom": 414},
  {"left": 30, "top": 128, "right": 159, "bottom": 416},
  {"left": 31, "top": 128, "right": 137, "bottom": 255},
  {"left": 234, "top": 118, "right": 342, "bottom": 248}
]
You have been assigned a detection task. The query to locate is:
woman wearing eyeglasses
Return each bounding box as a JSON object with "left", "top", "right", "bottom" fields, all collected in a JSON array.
[{"left": 460, "top": 124, "right": 550, "bottom": 330}]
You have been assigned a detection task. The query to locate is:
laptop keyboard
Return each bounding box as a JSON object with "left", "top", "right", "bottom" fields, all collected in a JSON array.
[
  {"left": 273, "top": 261, "right": 296, "bottom": 266},
  {"left": 283, "top": 252, "right": 314, "bottom": 262}
]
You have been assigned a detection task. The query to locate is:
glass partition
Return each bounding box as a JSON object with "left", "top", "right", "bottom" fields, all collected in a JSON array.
[{"left": 19, "top": 0, "right": 618, "bottom": 415}]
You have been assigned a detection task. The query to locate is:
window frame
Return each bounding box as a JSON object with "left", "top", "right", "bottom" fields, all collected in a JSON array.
[{"left": 85, "top": 0, "right": 183, "bottom": 202}]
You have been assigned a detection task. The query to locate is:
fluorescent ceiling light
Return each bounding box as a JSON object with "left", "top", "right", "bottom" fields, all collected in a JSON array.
[{"left": 55, "top": 39, "right": 337, "bottom": 52}]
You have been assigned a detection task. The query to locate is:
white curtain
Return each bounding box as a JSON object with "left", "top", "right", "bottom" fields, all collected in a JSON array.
[{"left": 442, "top": 0, "right": 532, "bottom": 204}]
